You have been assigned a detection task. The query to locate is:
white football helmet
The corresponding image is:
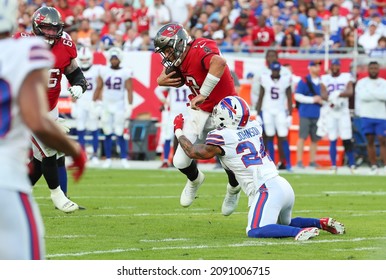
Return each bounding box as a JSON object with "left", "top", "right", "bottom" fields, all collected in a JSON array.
[
  {"left": 0, "top": 0, "right": 18, "bottom": 34},
  {"left": 108, "top": 47, "right": 123, "bottom": 62},
  {"left": 213, "top": 96, "right": 250, "bottom": 130},
  {"left": 77, "top": 46, "right": 93, "bottom": 70}
]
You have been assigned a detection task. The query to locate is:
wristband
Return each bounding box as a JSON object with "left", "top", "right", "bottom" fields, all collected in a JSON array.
[
  {"left": 200, "top": 73, "right": 220, "bottom": 97},
  {"left": 175, "top": 129, "right": 184, "bottom": 139}
]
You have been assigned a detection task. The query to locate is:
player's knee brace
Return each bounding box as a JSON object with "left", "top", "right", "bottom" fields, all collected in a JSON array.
[{"left": 343, "top": 139, "right": 353, "bottom": 152}]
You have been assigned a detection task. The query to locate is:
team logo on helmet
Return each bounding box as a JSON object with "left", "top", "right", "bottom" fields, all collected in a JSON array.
[
  {"left": 34, "top": 12, "right": 46, "bottom": 24},
  {"left": 161, "top": 24, "right": 181, "bottom": 37}
]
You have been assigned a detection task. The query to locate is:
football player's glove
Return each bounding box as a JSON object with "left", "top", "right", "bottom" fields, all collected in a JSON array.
[
  {"left": 68, "top": 85, "right": 83, "bottom": 99},
  {"left": 68, "top": 147, "right": 87, "bottom": 182},
  {"left": 174, "top": 114, "right": 184, "bottom": 138},
  {"left": 125, "top": 103, "right": 133, "bottom": 119}
]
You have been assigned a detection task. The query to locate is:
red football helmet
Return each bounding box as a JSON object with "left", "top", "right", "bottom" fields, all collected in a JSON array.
[
  {"left": 32, "top": 7, "right": 64, "bottom": 45},
  {"left": 154, "top": 23, "right": 191, "bottom": 67}
]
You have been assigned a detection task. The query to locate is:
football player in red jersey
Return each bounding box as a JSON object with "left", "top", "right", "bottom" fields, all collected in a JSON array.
[
  {"left": 15, "top": 7, "right": 88, "bottom": 213},
  {"left": 154, "top": 23, "right": 241, "bottom": 216}
]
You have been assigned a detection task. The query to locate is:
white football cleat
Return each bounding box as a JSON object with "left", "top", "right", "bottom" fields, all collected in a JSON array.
[
  {"left": 102, "top": 159, "right": 112, "bottom": 168},
  {"left": 295, "top": 227, "right": 319, "bottom": 241},
  {"left": 50, "top": 188, "right": 79, "bottom": 213},
  {"left": 120, "top": 158, "right": 130, "bottom": 169},
  {"left": 180, "top": 170, "right": 205, "bottom": 207},
  {"left": 222, "top": 184, "right": 241, "bottom": 216}
]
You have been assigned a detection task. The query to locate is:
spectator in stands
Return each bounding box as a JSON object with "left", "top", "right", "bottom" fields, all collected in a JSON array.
[
  {"left": 273, "top": 21, "right": 285, "bottom": 46},
  {"left": 329, "top": 4, "right": 348, "bottom": 36},
  {"left": 100, "top": 10, "right": 118, "bottom": 38},
  {"left": 55, "top": 0, "right": 75, "bottom": 29},
  {"left": 284, "top": 20, "right": 302, "bottom": 46},
  {"left": 123, "top": 27, "right": 142, "bottom": 52},
  {"left": 147, "top": 0, "right": 170, "bottom": 39},
  {"left": 233, "top": 12, "right": 250, "bottom": 38},
  {"left": 137, "top": 30, "right": 153, "bottom": 51},
  {"left": 369, "top": 12, "right": 386, "bottom": 35},
  {"left": 77, "top": 18, "right": 93, "bottom": 48},
  {"left": 212, "top": 30, "right": 233, "bottom": 52},
  {"left": 369, "top": 36, "right": 386, "bottom": 57},
  {"left": 82, "top": 0, "right": 105, "bottom": 32},
  {"left": 101, "top": 22, "right": 119, "bottom": 50},
  {"left": 315, "top": 0, "right": 330, "bottom": 19},
  {"left": 133, "top": 0, "right": 149, "bottom": 35},
  {"left": 306, "top": 5, "right": 323, "bottom": 32},
  {"left": 251, "top": 15, "right": 275, "bottom": 52},
  {"left": 164, "top": 0, "right": 195, "bottom": 29},
  {"left": 295, "top": 60, "right": 323, "bottom": 168},
  {"left": 280, "top": 32, "right": 299, "bottom": 53},
  {"left": 358, "top": 21, "right": 382, "bottom": 54}
]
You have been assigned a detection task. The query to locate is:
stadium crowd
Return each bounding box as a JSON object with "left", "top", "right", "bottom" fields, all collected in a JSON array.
[{"left": 16, "top": 0, "right": 386, "bottom": 56}]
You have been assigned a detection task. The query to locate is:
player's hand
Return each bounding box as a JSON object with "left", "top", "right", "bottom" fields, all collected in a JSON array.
[
  {"left": 174, "top": 113, "right": 184, "bottom": 132},
  {"left": 190, "top": 94, "right": 206, "bottom": 110},
  {"left": 68, "top": 85, "right": 83, "bottom": 100},
  {"left": 313, "top": 95, "right": 323, "bottom": 105},
  {"left": 157, "top": 68, "right": 183, "bottom": 87},
  {"left": 286, "top": 115, "right": 293, "bottom": 128},
  {"left": 57, "top": 117, "right": 71, "bottom": 134},
  {"left": 89, "top": 100, "right": 102, "bottom": 118},
  {"left": 68, "top": 147, "right": 87, "bottom": 182}
]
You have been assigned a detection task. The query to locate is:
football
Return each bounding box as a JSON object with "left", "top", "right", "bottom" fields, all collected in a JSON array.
[{"left": 165, "top": 65, "right": 185, "bottom": 87}]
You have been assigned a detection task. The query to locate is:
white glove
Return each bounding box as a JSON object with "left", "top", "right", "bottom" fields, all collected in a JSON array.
[
  {"left": 125, "top": 103, "right": 133, "bottom": 119},
  {"left": 68, "top": 85, "right": 83, "bottom": 100},
  {"left": 286, "top": 115, "right": 293, "bottom": 128},
  {"left": 57, "top": 117, "right": 71, "bottom": 134}
]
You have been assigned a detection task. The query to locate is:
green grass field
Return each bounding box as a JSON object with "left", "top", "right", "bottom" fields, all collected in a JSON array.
[{"left": 32, "top": 167, "right": 386, "bottom": 260}]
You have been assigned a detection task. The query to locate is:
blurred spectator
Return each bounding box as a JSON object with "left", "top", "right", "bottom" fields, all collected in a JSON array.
[
  {"left": 82, "top": 0, "right": 105, "bottom": 32},
  {"left": 212, "top": 29, "right": 233, "bottom": 52},
  {"left": 299, "top": 35, "right": 312, "bottom": 53},
  {"left": 77, "top": 18, "right": 94, "bottom": 48},
  {"left": 251, "top": 15, "right": 275, "bottom": 52},
  {"left": 306, "top": 5, "right": 323, "bottom": 32},
  {"left": 164, "top": 0, "right": 195, "bottom": 28},
  {"left": 347, "top": 4, "right": 366, "bottom": 35},
  {"left": 273, "top": 21, "right": 285, "bottom": 46},
  {"left": 329, "top": 4, "right": 348, "bottom": 35},
  {"left": 280, "top": 33, "right": 299, "bottom": 53},
  {"left": 113, "top": 29, "right": 125, "bottom": 48},
  {"left": 233, "top": 12, "right": 250, "bottom": 38},
  {"left": 284, "top": 20, "right": 302, "bottom": 46},
  {"left": 315, "top": 0, "right": 330, "bottom": 19},
  {"left": 133, "top": 0, "right": 149, "bottom": 34},
  {"left": 137, "top": 31, "right": 154, "bottom": 51},
  {"left": 147, "top": 0, "right": 170, "bottom": 39},
  {"left": 359, "top": 21, "right": 382, "bottom": 54},
  {"left": 100, "top": 10, "right": 118, "bottom": 38},
  {"left": 369, "top": 12, "right": 386, "bottom": 35},
  {"left": 123, "top": 28, "right": 142, "bottom": 52},
  {"left": 107, "top": 0, "right": 125, "bottom": 21},
  {"left": 55, "top": 0, "right": 75, "bottom": 28},
  {"left": 369, "top": 36, "right": 386, "bottom": 57},
  {"left": 101, "top": 22, "right": 119, "bottom": 50},
  {"left": 90, "top": 30, "right": 104, "bottom": 52}
]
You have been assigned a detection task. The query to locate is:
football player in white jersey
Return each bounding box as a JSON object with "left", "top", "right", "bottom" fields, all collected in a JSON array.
[
  {"left": 256, "top": 62, "right": 293, "bottom": 171},
  {"left": 173, "top": 96, "right": 345, "bottom": 240},
  {"left": 73, "top": 46, "right": 101, "bottom": 164},
  {"left": 0, "top": 0, "right": 86, "bottom": 259},
  {"left": 94, "top": 47, "right": 133, "bottom": 168},
  {"left": 251, "top": 50, "right": 292, "bottom": 170},
  {"left": 155, "top": 84, "right": 190, "bottom": 168},
  {"left": 320, "top": 59, "right": 356, "bottom": 173},
  {"left": 355, "top": 61, "right": 386, "bottom": 175}
]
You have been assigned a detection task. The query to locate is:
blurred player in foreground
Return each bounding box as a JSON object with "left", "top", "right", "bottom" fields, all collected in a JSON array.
[
  {"left": 0, "top": 0, "right": 86, "bottom": 259},
  {"left": 173, "top": 96, "right": 345, "bottom": 240}
]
